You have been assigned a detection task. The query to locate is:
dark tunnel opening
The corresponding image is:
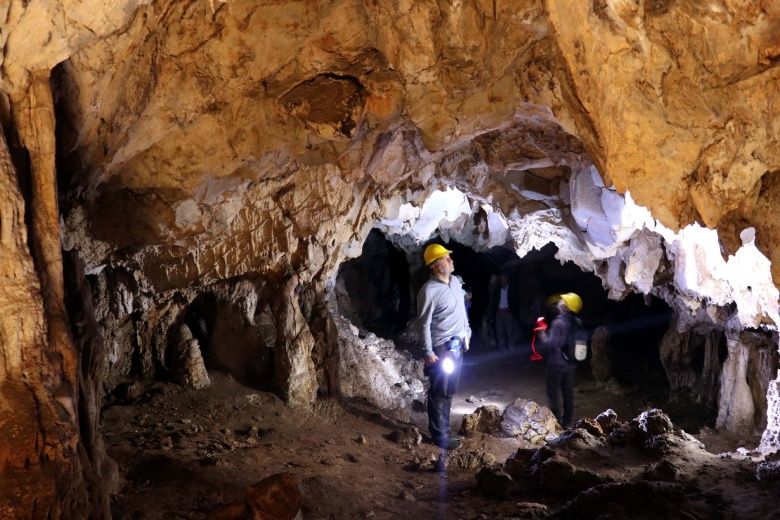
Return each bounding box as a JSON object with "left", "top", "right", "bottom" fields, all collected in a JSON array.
[
  {"left": 336, "top": 228, "right": 412, "bottom": 338},
  {"left": 338, "top": 232, "right": 676, "bottom": 381},
  {"left": 176, "top": 292, "right": 275, "bottom": 391}
]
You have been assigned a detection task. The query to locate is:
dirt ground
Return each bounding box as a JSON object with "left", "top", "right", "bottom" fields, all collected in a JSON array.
[{"left": 104, "top": 343, "right": 770, "bottom": 519}]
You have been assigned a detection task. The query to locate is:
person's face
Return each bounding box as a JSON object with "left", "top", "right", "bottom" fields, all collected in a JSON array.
[{"left": 432, "top": 254, "right": 454, "bottom": 276}]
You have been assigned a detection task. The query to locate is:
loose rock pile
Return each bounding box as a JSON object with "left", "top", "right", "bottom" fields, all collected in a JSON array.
[{"left": 476, "top": 409, "right": 728, "bottom": 517}]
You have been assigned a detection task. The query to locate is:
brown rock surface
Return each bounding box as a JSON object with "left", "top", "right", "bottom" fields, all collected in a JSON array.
[{"left": 0, "top": 106, "right": 89, "bottom": 517}]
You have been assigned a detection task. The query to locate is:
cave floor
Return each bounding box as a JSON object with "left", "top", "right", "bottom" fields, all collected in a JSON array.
[
  {"left": 446, "top": 339, "right": 761, "bottom": 455},
  {"left": 103, "top": 345, "right": 770, "bottom": 519},
  {"left": 104, "top": 372, "right": 523, "bottom": 519}
]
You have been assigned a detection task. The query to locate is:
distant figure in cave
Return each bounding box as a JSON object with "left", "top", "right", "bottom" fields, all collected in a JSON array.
[
  {"left": 490, "top": 273, "right": 514, "bottom": 352},
  {"left": 417, "top": 244, "right": 472, "bottom": 451},
  {"left": 454, "top": 274, "right": 473, "bottom": 315},
  {"left": 537, "top": 293, "right": 585, "bottom": 429}
]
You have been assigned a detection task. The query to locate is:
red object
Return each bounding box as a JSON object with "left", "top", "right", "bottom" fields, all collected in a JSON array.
[{"left": 530, "top": 317, "right": 547, "bottom": 362}]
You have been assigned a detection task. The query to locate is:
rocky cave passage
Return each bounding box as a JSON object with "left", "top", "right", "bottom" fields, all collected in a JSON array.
[
  {"left": 2, "top": 1, "right": 780, "bottom": 518},
  {"left": 335, "top": 225, "right": 742, "bottom": 435}
]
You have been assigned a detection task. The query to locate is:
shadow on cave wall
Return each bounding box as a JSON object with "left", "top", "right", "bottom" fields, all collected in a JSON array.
[{"left": 336, "top": 229, "right": 412, "bottom": 338}]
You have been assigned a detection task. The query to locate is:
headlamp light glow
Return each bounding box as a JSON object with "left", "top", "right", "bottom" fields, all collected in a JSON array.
[{"left": 442, "top": 356, "right": 455, "bottom": 374}]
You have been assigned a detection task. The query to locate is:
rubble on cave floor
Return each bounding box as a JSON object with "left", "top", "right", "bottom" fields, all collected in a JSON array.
[
  {"left": 477, "top": 409, "right": 778, "bottom": 519},
  {"left": 103, "top": 373, "right": 779, "bottom": 519}
]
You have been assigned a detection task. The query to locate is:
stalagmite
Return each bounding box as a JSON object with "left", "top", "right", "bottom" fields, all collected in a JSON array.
[{"left": 717, "top": 334, "right": 756, "bottom": 435}]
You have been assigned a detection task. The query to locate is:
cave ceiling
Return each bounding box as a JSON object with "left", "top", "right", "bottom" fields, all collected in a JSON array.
[{"left": 1, "top": 0, "right": 779, "bottom": 285}]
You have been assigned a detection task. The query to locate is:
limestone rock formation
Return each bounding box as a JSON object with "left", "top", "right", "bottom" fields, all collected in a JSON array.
[
  {"left": 171, "top": 325, "right": 211, "bottom": 390},
  {"left": 331, "top": 312, "right": 426, "bottom": 412},
  {"left": 717, "top": 334, "right": 757, "bottom": 434},
  {"left": 459, "top": 405, "right": 502, "bottom": 437},
  {"left": 500, "top": 398, "right": 561, "bottom": 444}
]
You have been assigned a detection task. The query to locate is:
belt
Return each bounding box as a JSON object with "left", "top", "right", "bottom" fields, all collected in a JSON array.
[{"left": 434, "top": 337, "right": 465, "bottom": 352}]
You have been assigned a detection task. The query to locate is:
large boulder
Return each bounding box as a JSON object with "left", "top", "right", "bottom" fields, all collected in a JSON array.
[
  {"left": 208, "top": 472, "right": 302, "bottom": 520},
  {"left": 501, "top": 399, "right": 561, "bottom": 444}
]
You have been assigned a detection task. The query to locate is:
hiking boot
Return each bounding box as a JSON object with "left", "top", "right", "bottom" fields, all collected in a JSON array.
[{"left": 439, "top": 438, "right": 461, "bottom": 450}]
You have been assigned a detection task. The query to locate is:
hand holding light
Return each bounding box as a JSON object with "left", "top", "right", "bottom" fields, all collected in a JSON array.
[{"left": 534, "top": 317, "right": 548, "bottom": 332}]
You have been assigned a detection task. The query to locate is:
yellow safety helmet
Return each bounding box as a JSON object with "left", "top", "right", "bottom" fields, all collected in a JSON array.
[
  {"left": 423, "top": 243, "right": 453, "bottom": 266},
  {"left": 560, "top": 292, "right": 583, "bottom": 314}
]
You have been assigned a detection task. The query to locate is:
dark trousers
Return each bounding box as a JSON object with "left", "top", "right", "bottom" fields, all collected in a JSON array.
[
  {"left": 426, "top": 354, "right": 463, "bottom": 446},
  {"left": 546, "top": 365, "right": 575, "bottom": 428},
  {"left": 495, "top": 309, "right": 513, "bottom": 350}
]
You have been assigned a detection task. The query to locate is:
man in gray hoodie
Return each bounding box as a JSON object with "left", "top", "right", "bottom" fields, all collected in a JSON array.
[{"left": 417, "top": 244, "right": 472, "bottom": 450}]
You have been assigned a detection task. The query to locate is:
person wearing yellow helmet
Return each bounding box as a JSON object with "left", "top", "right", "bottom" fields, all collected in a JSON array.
[
  {"left": 538, "top": 293, "right": 586, "bottom": 428},
  {"left": 416, "top": 243, "right": 472, "bottom": 450},
  {"left": 559, "top": 292, "right": 583, "bottom": 314}
]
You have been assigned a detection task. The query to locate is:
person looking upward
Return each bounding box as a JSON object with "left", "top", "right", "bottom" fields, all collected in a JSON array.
[{"left": 417, "top": 244, "right": 472, "bottom": 450}]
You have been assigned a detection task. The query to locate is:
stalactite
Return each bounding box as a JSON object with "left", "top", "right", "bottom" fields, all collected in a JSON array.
[{"left": 696, "top": 331, "right": 722, "bottom": 410}]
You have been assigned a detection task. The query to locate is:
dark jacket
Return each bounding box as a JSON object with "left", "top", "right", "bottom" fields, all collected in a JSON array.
[
  {"left": 489, "top": 284, "right": 516, "bottom": 317},
  {"left": 540, "top": 310, "right": 582, "bottom": 369}
]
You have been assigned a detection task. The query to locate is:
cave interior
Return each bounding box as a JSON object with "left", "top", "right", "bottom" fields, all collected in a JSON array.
[{"left": 3, "top": 2, "right": 780, "bottom": 518}]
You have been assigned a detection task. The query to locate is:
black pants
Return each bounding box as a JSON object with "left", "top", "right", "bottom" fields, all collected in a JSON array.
[
  {"left": 546, "top": 365, "right": 575, "bottom": 428},
  {"left": 495, "top": 309, "right": 513, "bottom": 350},
  {"left": 426, "top": 354, "right": 463, "bottom": 446}
]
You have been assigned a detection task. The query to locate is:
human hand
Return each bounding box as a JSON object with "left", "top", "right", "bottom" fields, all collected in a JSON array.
[
  {"left": 464, "top": 336, "right": 470, "bottom": 352},
  {"left": 534, "top": 317, "right": 548, "bottom": 331},
  {"left": 424, "top": 353, "right": 439, "bottom": 367}
]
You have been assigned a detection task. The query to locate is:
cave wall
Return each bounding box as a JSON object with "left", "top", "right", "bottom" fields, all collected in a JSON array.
[
  {"left": 547, "top": 1, "right": 780, "bottom": 266},
  {"left": 0, "top": 95, "right": 91, "bottom": 517}
]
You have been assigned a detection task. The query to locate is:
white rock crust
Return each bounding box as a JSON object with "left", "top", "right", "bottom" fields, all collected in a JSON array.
[
  {"left": 330, "top": 310, "right": 426, "bottom": 412},
  {"left": 377, "top": 172, "right": 780, "bottom": 333}
]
